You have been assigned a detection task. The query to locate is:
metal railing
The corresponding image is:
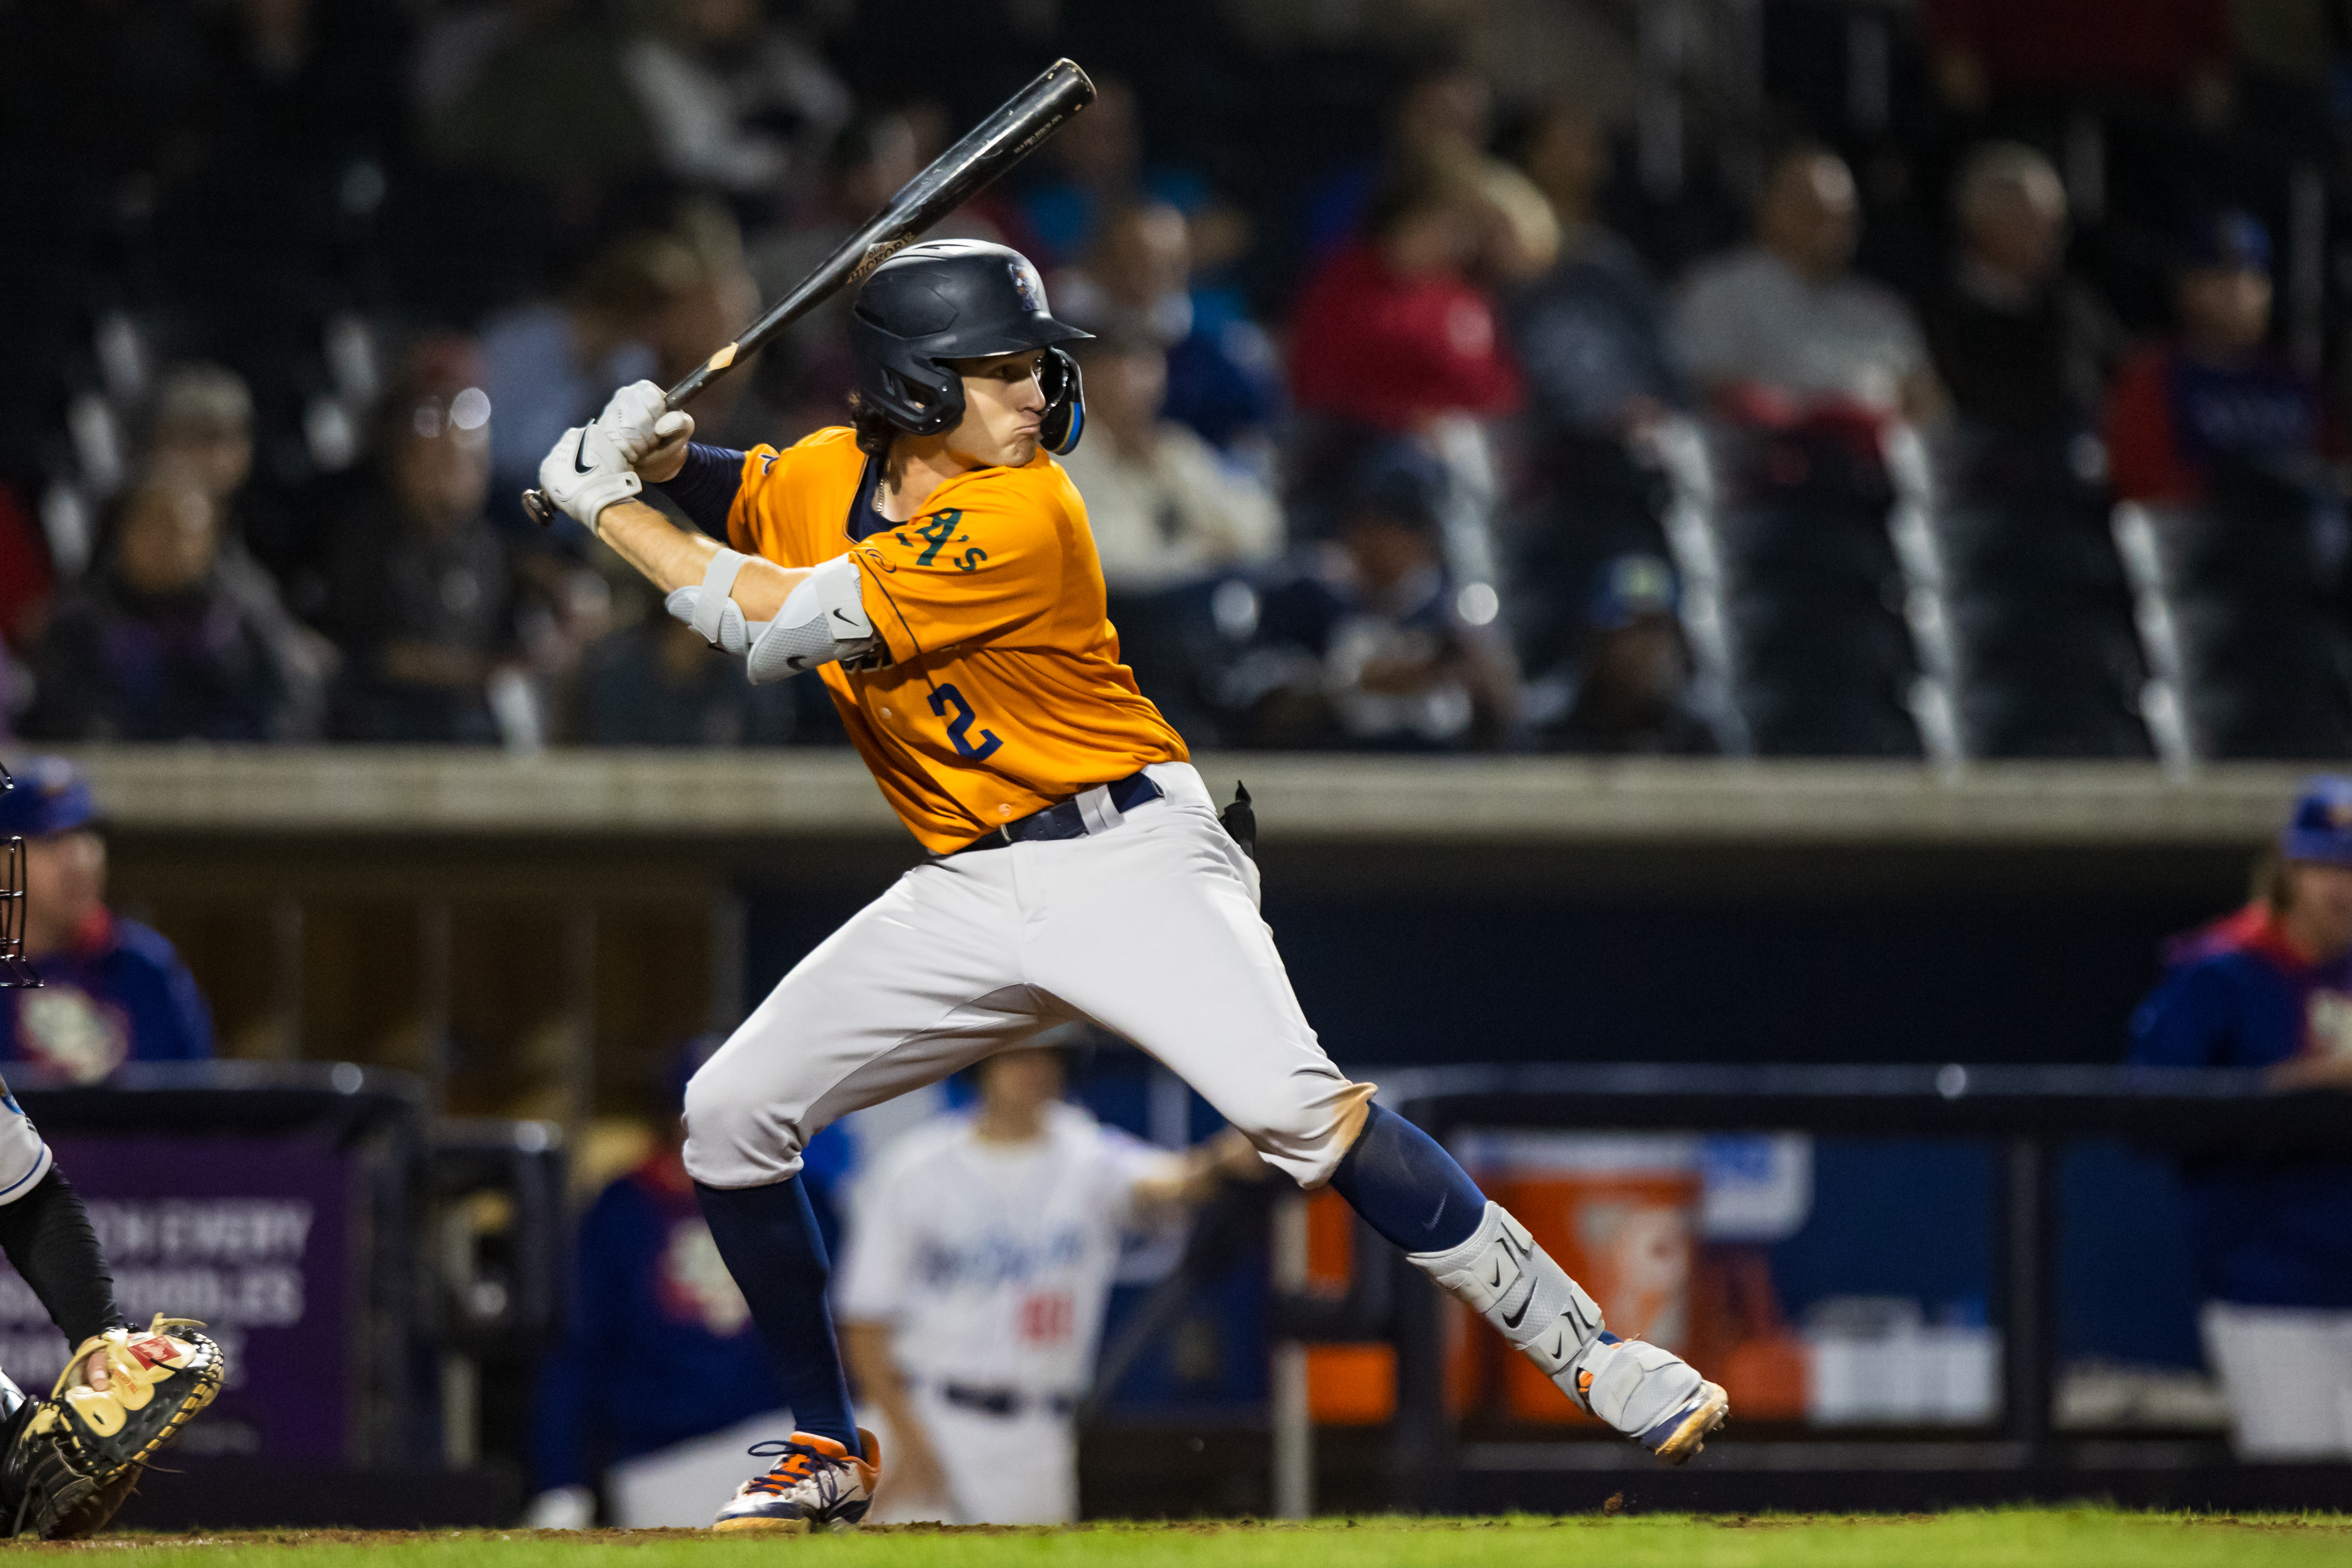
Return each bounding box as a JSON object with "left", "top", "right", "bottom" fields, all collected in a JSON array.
[{"left": 1281, "top": 1065, "right": 2352, "bottom": 1513}]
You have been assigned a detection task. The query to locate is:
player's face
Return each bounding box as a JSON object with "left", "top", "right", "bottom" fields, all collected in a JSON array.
[
  {"left": 2178, "top": 266, "right": 2272, "bottom": 353},
  {"left": 945, "top": 349, "right": 1050, "bottom": 470},
  {"left": 113, "top": 481, "right": 220, "bottom": 598},
  {"left": 22, "top": 829, "right": 105, "bottom": 956},
  {"left": 978, "top": 1047, "right": 1065, "bottom": 1115},
  {"left": 2286, "top": 861, "right": 2352, "bottom": 960}
]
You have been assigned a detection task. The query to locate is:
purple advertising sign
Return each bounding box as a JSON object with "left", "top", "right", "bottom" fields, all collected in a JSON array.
[{"left": 0, "top": 1137, "right": 351, "bottom": 1462}]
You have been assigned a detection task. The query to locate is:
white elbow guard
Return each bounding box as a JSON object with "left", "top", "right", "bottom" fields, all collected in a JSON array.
[
  {"left": 664, "top": 549, "right": 760, "bottom": 655},
  {"left": 747, "top": 553, "right": 881, "bottom": 683}
]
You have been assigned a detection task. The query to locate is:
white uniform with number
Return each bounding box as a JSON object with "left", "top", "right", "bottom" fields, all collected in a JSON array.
[{"left": 836, "top": 1103, "right": 1173, "bottom": 1524}]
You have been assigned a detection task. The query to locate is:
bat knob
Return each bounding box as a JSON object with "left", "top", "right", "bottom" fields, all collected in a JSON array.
[{"left": 521, "top": 488, "right": 556, "bottom": 528}]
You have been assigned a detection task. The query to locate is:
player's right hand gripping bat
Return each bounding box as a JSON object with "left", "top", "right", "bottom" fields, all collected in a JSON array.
[{"left": 520, "top": 57, "right": 1097, "bottom": 526}]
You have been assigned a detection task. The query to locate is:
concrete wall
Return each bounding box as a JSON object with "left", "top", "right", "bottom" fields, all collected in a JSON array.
[{"left": 36, "top": 747, "right": 2309, "bottom": 1124}]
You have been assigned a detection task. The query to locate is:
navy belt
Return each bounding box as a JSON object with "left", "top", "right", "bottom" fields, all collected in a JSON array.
[
  {"left": 948, "top": 770, "right": 1163, "bottom": 856},
  {"left": 939, "top": 1382, "right": 1077, "bottom": 1419}
]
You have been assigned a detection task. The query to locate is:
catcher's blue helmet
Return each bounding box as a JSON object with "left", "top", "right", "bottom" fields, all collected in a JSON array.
[
  {"left": 2282, "top": 776, "right": 2352, "bottom": 866},
  {"left": 0, "top": 757, "right": 99, "bottom": 840}
]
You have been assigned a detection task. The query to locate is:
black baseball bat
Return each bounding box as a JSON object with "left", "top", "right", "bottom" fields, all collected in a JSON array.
[{"left": 522, "top": 58, "right": 1097, "bottom": 527}]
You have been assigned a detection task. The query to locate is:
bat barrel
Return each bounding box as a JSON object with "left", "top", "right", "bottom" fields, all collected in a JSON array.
[
  {"left": 526, "top": 58, "right": 1096, "bottom": 525},
  {"left": 662, "top": 57, "right": 1096, "bottom": 404}
]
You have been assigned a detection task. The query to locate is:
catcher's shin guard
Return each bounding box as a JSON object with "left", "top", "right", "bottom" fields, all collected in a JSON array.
[
  {"left": 1406, "top": 1202, "right": 1728, "bottom": 1464},
  {"left": 2, "top": 1316, "right": 225, "bottom": 1538}
]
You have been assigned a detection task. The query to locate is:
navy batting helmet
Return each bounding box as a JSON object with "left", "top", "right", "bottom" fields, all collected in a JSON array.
[{"left": 848, "top": 239, "right": 1091, "bottom": 454}]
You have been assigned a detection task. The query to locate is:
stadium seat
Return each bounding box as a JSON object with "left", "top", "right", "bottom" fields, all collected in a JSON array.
[
  {"left": 2115, "top": 462, "right": 2352, "bottom": 760},
  {"left": 1697, "top": 418, "right": 1926, "bottom": 758},
  {"left": 1932, "top": 426, "right": 2153, "bottom": 759}
]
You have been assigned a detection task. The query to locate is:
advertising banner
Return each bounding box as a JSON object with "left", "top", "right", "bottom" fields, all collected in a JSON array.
[{"left": 0, "top": 1135, "right": 351, "bottom": 1461}]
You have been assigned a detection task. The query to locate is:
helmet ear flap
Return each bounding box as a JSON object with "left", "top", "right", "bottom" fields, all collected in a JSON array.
[
  {"left": 849, "top": 307, "right": 967, "bottom": 438},
  {"left": 889, "top": 361, "right": 967, "bottom": 435},
  {"left": 1039, "top": 347, "right": 1085, "bottom": 456}
]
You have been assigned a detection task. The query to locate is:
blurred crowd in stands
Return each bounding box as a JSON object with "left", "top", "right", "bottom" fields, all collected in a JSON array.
[{"left": 5, "top": 0, "right": 2352, "bottom": 759}]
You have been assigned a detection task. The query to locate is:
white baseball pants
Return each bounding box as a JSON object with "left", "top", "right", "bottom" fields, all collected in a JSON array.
[
  {"left": 862, "top": 1392, "right": 1076, "bottom": 1525},
  {"left": 2203, "top": 1301, "right": 2352, "bottom": 1458},
  {"left": 683, "top": 762, "right": 1371, "bottom": 1191}
]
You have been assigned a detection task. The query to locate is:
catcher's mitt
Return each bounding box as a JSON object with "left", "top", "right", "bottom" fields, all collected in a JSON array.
[{"left": 2, "top": 1316, "right": 226, "bottom": 1539}]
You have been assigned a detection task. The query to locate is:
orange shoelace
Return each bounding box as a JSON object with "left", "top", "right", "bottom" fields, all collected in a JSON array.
[{"left": 741, "top": 1439, "right": 828, "bottom": 1496}]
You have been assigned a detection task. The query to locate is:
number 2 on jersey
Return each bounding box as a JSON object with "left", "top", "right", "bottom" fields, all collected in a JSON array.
[{"left": 929, "top": 683, "right": 1003, "bottom": 761}]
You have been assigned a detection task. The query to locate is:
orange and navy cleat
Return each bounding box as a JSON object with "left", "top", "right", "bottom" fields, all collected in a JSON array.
[{"left": 712, "top": 1429, "right": 881, "bottom": 1532}]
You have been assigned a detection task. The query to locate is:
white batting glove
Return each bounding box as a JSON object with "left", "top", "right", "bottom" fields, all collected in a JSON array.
[
  {"left": 536, "top": 423, "right": 642, "bottom": 534},
  {"left": 597, "top": 380, "right": 694, "bottom": 482}
]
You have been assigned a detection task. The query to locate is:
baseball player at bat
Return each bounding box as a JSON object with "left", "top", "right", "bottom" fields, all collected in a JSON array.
[{"left": 532, "top": 239, "right": 1727, "bottom": 1531}]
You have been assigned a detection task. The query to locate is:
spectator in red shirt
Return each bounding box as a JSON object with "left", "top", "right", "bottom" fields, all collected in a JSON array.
[
  {"left": 0, "top": 482, "right": 52, "bottom": 656},
  {"left": 1287, "top": 161, "right": 1549, "bottom": 576},
  {"left": 1925, "top": 0, "right": 2231, "bottom": 115},
  {"left": 1287, "top": 165, "right": 1536, "bottom": 434},
  {"left": 2105, "top": 211, "right": 2337, "bottom": 504}
]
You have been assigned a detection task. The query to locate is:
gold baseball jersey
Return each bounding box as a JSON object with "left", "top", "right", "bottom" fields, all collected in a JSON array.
[{"left": 725, "top": 427, "right": 1187, "bottom": 853}]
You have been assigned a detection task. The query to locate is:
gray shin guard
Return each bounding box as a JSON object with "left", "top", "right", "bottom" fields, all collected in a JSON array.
[{"left": 1406, "top": 1202, "right": 1604, "bottom": 1393}]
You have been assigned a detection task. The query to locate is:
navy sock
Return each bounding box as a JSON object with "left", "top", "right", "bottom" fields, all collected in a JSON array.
[
  {"left": 1326, "top": 1102, "right": 1487, "bottom": 1253},
  {"left": 694, "top": 1176, "right": 860, "bottom": 1451}
]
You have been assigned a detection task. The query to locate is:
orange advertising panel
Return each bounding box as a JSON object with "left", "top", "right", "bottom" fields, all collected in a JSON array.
[{"left": 1465, "top": 1134, "right": 1703, "bottom": 1425}]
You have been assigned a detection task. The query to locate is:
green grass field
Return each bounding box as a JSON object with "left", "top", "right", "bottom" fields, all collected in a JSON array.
[{"left": 32, "top": 1513, "right": 2352, "bottom": 1568}]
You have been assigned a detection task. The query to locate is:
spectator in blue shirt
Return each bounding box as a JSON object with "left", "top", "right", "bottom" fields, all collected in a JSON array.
[
  {"left": 2130, "top": 775, "right": 2352, "bottom": 1456},
  {"left": 2106, "top": 210, "right": 2342, "bottom": 503},
  {"left": 1232, "top": 445, "right": 1519, "bottom": 750},
  {"left": 0, "top": 758, "right": 209, "bottom": 1082},
  {"left": 527, "top": 1040, "right": 849, "bottom": 1528}
]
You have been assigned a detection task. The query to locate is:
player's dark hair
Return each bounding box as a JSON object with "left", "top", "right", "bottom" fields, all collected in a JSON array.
[{"left": 847, "top": 393, "right": 899, "bottom": 457}]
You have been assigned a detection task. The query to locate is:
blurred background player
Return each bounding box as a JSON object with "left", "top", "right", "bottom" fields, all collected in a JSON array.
[
  {"left": 527, "top": 1037, "right": 851, "bottom": 1529},
  {"left": 2130, "top": 775, "right": 2352, "bottom": 1457},
  {"left": 836, "top": 1040, "right": 1261, "bottom": 1525},
  {"left": 0, "top": 759, "right": 209, "bottom": 1083}
]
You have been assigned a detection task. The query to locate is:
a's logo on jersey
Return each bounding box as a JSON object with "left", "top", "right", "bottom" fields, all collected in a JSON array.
[{"left": 1008, "top": 261, "right": 1045, "bottom": 315}]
